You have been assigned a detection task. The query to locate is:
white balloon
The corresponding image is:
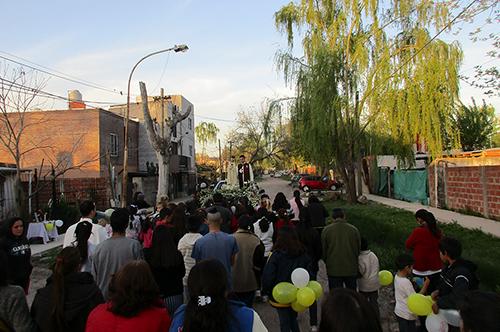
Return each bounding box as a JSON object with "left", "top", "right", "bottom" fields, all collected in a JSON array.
[
  {"left": 440, "top": 309, "right": 461, "bottom": 327},
  {"left": 291, "top": 268, "right": 310, "bottom": 288},
  {"left": 55, "top": 220, "right": 64, "bottom": 227},
  {"left": 426, "top": 313, "right": 449, "bottom": 332}
]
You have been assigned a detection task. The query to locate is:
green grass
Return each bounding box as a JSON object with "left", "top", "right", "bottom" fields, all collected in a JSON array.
[{"left": 323, "top": 200, "right": 500, "bottom": 292}]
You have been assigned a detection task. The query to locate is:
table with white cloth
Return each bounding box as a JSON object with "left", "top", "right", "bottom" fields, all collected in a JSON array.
[{"left": 27, "top": 221, "right": 59, "bottom": 244}]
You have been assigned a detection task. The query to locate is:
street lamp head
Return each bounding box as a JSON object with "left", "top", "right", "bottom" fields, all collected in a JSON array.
[{"left": 174, "top": 44, "right": 189, "bottom": 53}]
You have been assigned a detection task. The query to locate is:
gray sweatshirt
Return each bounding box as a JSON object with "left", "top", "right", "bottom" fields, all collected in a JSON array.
[{"left": 0, "top": 285, "right": 36, "bottom": 332}]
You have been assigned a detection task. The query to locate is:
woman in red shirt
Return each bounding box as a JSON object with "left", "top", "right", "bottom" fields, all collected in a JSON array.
[
  {"left": 405, "top": 209, "right": 443, "bottom": 293},
  {"left": 85, "top": 260, "right": 171, "bottom": 332}
]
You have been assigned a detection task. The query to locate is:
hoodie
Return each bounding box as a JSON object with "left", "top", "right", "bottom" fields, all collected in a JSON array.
[
  {"left": 437, "top": 258, "right": 479, "bottom": 310},
  {"left": 31, "top": 272, "right": 104, "bottom": 332},
  {"left": 0, "top": 236, "right": 32, "bottom": 288}
]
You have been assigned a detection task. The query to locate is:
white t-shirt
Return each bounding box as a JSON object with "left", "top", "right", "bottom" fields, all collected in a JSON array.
[
  {"left": 394, "top": 274, "right": 417, "bottom": 320},
  {"left": 253, "top": 219, "right": 274, "bottom": 257},
  {"left": 289, "top": 198, "right": 305, "bottom": 221},
  {"left": 177, "top": 232, "right": 203, "bottom": 286},
  {"left": 63, "top": 218, "right": 109, "bottom": 248}
]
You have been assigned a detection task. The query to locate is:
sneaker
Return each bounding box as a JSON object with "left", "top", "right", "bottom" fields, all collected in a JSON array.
[{"left": 311, "top": 326, "right": 318, "bottom": 332}]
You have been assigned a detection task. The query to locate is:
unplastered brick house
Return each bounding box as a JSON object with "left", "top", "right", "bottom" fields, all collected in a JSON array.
[{"left": 0, "top": 93, "right": 139, "bottom": 210}]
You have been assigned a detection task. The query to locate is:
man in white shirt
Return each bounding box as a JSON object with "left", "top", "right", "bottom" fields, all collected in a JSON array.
[{"left": 63, "top": 200, "right": 109, "bottom": 248}]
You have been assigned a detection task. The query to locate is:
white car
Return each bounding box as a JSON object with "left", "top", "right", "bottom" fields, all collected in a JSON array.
[{"left": 213, "top": 180, "right": 227, "bottom": 191}]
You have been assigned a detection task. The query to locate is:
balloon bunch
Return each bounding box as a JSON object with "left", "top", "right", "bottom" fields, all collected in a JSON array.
[
  {"left": 406, "top": 294, "right": 460, "bottom": 331},
  {"left": 272, "top": 268, "right": 323, "bottom": 312}
]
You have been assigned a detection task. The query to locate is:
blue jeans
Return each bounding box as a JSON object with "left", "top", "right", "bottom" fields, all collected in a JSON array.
[
  {"left": 276, "top": 307, "right": 300, "bottom": 332},
  {"left": 327, "top": 276, "right": 357, "bottom": 290}
]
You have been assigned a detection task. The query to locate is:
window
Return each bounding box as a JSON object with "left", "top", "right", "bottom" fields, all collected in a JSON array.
[
  {"left": 189, "top": 145, "right": 193, "bottom": 156},
  {"left": 171, "top": 142, "right": 178, "bottom": 155},
  {"left": 188, "top": 118, "right": 192, "bottom": 130},
  {"left": 56, "top": 152, "right": 73, "bottom": 168},
  {"left": 172, "top": 124, "right": 177, "bottom": 138},
  {"left": 110, "top": 133, "right": 118, "bottom": 157}
]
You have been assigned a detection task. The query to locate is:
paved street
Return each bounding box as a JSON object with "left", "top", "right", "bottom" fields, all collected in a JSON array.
[{"left": 27, "top": 176, "right": 398, "bottom": 331}]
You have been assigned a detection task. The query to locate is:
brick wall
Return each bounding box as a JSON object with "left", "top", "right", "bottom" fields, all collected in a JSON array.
[
  {"left": 25, "top": 177, "right": 111, "bottom": 211},
  {"left": 428, "top": 165, "right": 500, "bottom": 219}
]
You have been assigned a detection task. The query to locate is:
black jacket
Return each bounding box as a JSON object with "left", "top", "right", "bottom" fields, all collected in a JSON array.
[
  {"left": 0, "top": 236, "right": 32, "bottom": 288},
  {"left": 146, "top": 252, "right": 186, "bottom": 297},
  {"left": 262, "top": 250, "right": 312, "bottom": 300},
  {"left": 307, "top": 203, "right": 329, "bottom": 228},
  {"left": 31, "top": 272, "right": 104, "bottom": 332},
  {"left": 295, "top": 223, "right": 322, "bottom": 274},
  {"left": 437, "top": 258, "right": 479, "bottom": 310}
]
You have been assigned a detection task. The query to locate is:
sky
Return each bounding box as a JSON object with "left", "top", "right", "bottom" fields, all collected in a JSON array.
[{"left": 2, "top": 0, "right": 498, "bottom": 155}]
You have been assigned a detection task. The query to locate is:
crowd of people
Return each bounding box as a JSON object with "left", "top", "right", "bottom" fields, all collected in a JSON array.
[{"left": 0, "top": 190, "right": 499, "bottom": 332}]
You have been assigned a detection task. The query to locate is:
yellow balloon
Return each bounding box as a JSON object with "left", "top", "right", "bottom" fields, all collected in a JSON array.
[
  {"left": 272, "top": 282, "right": 297, "bottom": 304},
  {"left": 291, "top": 300, "right": 307, "bottom": 313},
  {"left": 407, "top": 293, "right": 433, "bottom": 316},
  {"left": 379, "top": 270, "right": 393, "bottom": 286},
  {"left": 45, "top": 222, "right": 54, "bottom": 231},
  {"left": 296, "top": 287, "right": 316, "bottom": 307},
  {"left": 307, "top": 281, "right": 323, "bottom": 299}
]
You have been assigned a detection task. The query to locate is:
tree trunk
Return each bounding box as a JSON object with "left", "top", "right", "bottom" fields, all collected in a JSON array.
[{"left": 157, "top": 152, "right": 170, "bottom": 201}]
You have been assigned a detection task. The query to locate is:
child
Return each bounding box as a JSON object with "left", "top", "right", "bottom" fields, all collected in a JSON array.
[
  {"left": 432, "top": 237, "right": 479, "bottom": 315},
  {"left": 394, "top": 254, "right": 430, "bottom": 332},
  {"left": 177, "top": 214, "right": 203, "bottom": 302},
  {"left": 357, "top": 237, "right": 380, "bottom": 318}
]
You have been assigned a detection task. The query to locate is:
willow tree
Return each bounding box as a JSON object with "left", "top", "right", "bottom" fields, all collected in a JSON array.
[
  {"left": 275, "top": 0, "right": 463, "bottom": 202},
  {"left": 195, "top": 121, "right": 219, "bottom": 161}
]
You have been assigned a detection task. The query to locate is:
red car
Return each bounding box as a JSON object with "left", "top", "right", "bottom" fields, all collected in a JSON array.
[{"left": 298, "top": 176, "right": 342, "bottom": 192}]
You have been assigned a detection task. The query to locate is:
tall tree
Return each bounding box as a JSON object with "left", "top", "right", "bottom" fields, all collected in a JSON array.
[
  {"left": 139, "top": 82, "right": 192, "bottom": 201},
  {"left": 227, "top": 99, "right": 292, "bottom": 165},
  {"left": 275, "top": 0, "right": 463, "bottom": 202},
  {"left": 454, "top": 98, "right": 497, "bottom": 151},
  {"left": 195, "top": 121, "right": 219, "bottom": 159}
]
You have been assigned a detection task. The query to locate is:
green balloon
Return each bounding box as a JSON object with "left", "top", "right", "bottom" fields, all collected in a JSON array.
[
  {"left": 379, "top": 270, "right": 394, "bottom": 286},
  {"left": 407, "top": 293, "right": 433, "bottom": 316},
  {"left": 291, "top": 300, "right": 307, "bottom": 313},
  {"left": 296, "top": 287, "right": 316, "bottom": 307},
  {"left": 307, "top": 281, "right": 323, "bottom": 299},
  {"left": 272, "top": 282, "right": 297, "bottom": 304}
]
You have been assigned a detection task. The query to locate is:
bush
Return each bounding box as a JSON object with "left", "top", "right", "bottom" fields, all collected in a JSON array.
[
  {"left": 324, "top": 200, "right": 500, "bottom": 291},
  {"left": 50, "top": 199, "right": 80, "bottom": 233}
]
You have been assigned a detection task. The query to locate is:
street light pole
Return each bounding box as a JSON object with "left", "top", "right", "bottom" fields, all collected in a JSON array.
[{"left": 121, "top": 44, "right": 189, "bottom": 207}]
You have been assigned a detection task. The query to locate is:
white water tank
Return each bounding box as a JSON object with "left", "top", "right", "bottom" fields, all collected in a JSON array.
[{"left": 68, "top": 90, "right": 82, "bottom": 102}]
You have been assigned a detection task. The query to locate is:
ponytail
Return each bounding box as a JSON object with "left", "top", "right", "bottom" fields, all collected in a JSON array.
[
  {"left": 51, "top": 247, "right": 81, "bottom": 332},
  {"left": 74, "top": 221, "right": 92, "bottom": 264},
  {"left": 258, "top": 217, "right": 270, "bottom": 233},
  {"left": 293, "top": 190, "right": 303, "bottom": 210},
  {"left": 424, "top": 212, "right": 441, "bottom": 239}
]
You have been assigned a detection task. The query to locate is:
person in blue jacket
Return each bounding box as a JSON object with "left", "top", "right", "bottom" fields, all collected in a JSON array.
[{"left": 169, "top": 259, "right": 267, "bottom": 332}]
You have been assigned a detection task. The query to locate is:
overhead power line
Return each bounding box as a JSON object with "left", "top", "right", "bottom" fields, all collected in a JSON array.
[
  {"left": 0, "top": 77, "right": 120, "bottom": 109},
  {"left": 0, "top": 50, "right": 124, "bottom": 95}
]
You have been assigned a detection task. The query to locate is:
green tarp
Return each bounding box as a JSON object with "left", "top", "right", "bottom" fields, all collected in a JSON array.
[{"left": 393, "top": 169, "right": 428, "bottom": 204}]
